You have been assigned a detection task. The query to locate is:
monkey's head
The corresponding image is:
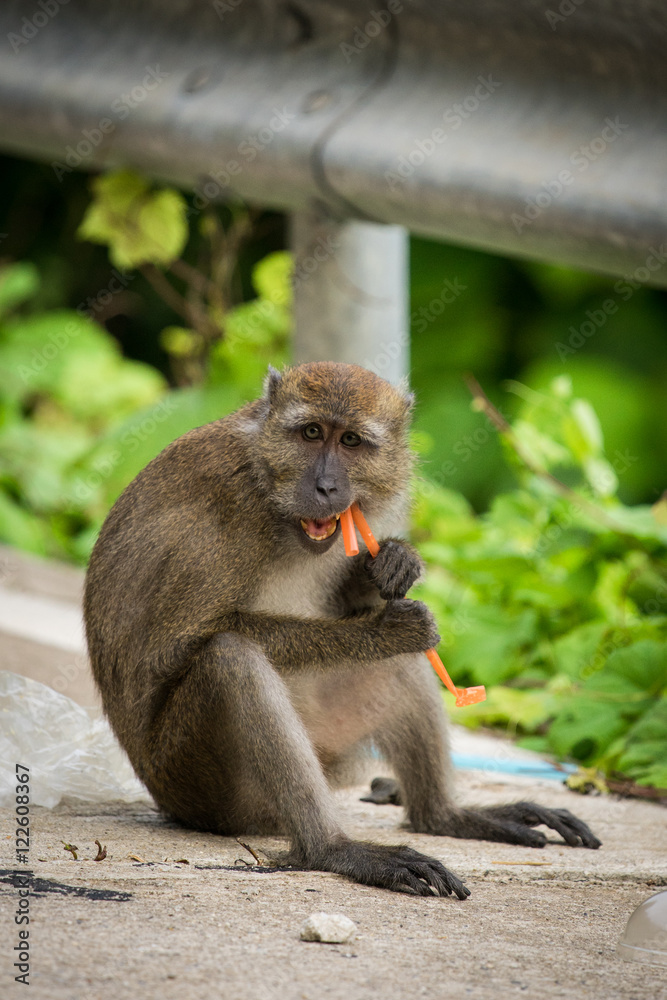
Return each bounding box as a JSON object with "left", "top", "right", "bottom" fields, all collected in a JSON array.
[{"left": 250, "top": 362, "right": 414, "bottom": 553}]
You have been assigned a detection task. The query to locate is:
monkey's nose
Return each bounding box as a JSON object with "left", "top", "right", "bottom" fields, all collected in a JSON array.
[{"left": 316, "top": 478, "right": 338, "bottom": 498}]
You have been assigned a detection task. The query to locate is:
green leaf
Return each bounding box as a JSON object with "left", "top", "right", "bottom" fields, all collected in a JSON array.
[
  {"left": 438, "top": 605, "right": 539, "bottom": 686},
  {"left": 0, "top": 492, "right": 48, "bottom": 555},
  {"left": 252, "top": 251, "right": 292, "bottom": 306},
  {"left": 77, "top": 170, "right": 188, "bottom": 268},
  {"left": 0, "top": 262, "right": 40, "bottom": 317},
  {"left": 547, "top": 700, "right": 629, "bottom": 762},
  {"left": 616, "top": 697, "right": 667, "bottom": 786},
  {"left": 136, "top": 189, "right": 189, "bottom": 267},
  {"left": 550, "top": 621, "right": 614, "bottom": 679},
  {"left": 159, "top": 326, "right": 203, "bottom": 358},
  {"left": 451, "top": 685, "right": 553, "bottom": 732},
  {"left": 570, "top": 398, "right": 604, "bottom": 455},
  {"left": 597, "top": 640, "right": 667, "bottom": 695}
]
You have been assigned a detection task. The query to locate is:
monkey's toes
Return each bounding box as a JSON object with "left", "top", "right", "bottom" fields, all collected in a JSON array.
[
  {"left": 485, "top": 802, "right": 602, "bottom": 849},
  {"left": 535, "top": 806, "right": 602, "bottom": 849}
]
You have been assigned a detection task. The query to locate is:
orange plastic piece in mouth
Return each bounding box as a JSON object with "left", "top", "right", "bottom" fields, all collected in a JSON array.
[
  {"left": 339, "top": 508, "right": 359, "bottom": 555},
  {"left": 341, "top": 503, "right": 486, "bottom": 708}
]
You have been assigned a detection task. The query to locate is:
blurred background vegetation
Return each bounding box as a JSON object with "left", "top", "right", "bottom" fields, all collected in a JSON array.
[{"left": 1, "top": 154, "right": 665, "bottom": 790}]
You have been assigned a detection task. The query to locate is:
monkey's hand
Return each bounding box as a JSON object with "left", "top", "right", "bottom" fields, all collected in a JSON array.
[
  {"left": 364, "top": 538, "right": 423, "bottom": 600},
  {"left": 374, "top": 598, "right": 440, "bottom": 655}
]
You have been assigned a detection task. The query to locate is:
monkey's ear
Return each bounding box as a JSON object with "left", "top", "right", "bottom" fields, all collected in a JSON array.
[
  {"left": 263, "top": 365, "right": 282, "bottom": 405},
  {"left": 396, "top": 377, "right": 415, "bottom": 413}
]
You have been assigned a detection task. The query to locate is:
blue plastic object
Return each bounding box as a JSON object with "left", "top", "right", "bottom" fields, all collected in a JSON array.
[{"left": 451, "top": 753, "right": 577, "bottom": 781}]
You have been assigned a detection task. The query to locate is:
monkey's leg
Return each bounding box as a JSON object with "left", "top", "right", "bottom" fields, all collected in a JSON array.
[
  {"left": 146, "top": 635, "right": 470, "bottom": 898},
  {"left": 372, "top": 655, "right": 601, "bottom": 850}
]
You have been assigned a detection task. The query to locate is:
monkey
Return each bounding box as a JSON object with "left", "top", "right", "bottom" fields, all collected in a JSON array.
[{"left": 84, "top": 361, "right": 601, "bottom": 900}]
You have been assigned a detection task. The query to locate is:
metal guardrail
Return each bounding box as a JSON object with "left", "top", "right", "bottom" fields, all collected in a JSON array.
[{"left": 0, "top": 0, "right": 666, "bottom": 286}]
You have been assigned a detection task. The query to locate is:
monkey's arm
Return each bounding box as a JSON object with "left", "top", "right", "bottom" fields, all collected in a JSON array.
[{"left": 212, "top": 598, "right": 439, "bottom": 670}]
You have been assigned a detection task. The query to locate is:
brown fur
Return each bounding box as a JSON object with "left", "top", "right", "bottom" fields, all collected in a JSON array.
[{"left": 84, "top": 362, "right": 600, "bottom": 899}]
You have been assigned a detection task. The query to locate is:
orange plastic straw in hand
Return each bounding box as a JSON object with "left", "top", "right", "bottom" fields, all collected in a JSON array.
[{"left": 340, "top": 504, "right": 486, "bottom": 708}]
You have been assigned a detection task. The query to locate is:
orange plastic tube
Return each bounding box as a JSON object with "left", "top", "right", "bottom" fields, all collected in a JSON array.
[
  {"left": 343, "top": 503, "right": 486, "bottom": 708},
  {"left": 339, "top": 508, "right": 359, "bottom": 556}
]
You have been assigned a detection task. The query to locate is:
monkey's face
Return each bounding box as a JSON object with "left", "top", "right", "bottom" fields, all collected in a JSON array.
[{"left": 255, "top": 363, "right": 414, "bottom": 554}]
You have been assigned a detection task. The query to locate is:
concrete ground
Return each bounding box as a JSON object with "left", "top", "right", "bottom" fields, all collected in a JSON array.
[
  {"left": 2, "top": 778, "right": 666, "bottom": 1000},
  {"left": 1, "top": 544, "right": 667, "bottom": 999}
]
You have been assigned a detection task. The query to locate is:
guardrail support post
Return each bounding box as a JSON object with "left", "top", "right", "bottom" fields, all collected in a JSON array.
[{"left": 291, "top": 210, "right": 409, "bottom": 385}]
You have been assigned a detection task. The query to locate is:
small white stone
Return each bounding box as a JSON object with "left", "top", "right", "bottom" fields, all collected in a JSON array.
[{"left": 299, "top": 912, "right": 357, "bottom": 944}]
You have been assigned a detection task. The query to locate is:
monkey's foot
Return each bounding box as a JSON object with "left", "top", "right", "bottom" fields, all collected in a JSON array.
[
  {"left": 480, "top": 802, "right": 602, "bottom": 849},
  {"left": 293, "top": 840, "right": 470, "bottom": 899},
  {"left": 428, "top": 802, "right": 602, "bottom": 850}
]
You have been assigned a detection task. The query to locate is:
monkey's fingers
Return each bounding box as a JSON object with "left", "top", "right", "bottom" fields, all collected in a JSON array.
[
  {"left": 364, "top": 539, "right": 422, "bottom": 600},
  {"left": 380, "top": 598, "right": 441, "bottom": 652}
]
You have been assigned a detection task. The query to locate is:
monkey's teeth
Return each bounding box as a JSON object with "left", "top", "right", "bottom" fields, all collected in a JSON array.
[{"left": 300, "top": 517, "right": 338, "bottom": 540}]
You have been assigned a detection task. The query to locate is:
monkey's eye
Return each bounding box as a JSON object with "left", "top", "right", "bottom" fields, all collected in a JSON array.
[
  {"left": 341, "top": 431, "right": 362, "bottom": 448},
  {"left": 302, "top": 423, "right": 323, "bottom": 441}
]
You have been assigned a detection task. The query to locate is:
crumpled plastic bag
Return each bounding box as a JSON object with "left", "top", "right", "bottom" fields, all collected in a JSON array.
[{"left": 0, "top": 671, "right": 150, "bottom": 808}]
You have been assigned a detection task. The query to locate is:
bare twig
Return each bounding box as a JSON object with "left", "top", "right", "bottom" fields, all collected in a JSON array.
[
  {"left": 607, "top": 779, "right": 667, "bottom": 804},
  {"left": 491, "top": 860, "right": 552, "bottom": 866},
  {"left": 140, "top": 264, "right": 214, "bottom": 340},
  {"left": 235, "top": 837, "right": 264, "bottom": 866},
  {"left": 139, "top": 264, "right": 195, "bottom": 325},
  {"left": 169, "top": 256, "right": 218, "bottom": 300}
]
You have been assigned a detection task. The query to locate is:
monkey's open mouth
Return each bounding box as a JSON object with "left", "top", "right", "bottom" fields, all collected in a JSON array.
[{"left": 299, "top": 513, "right": 340, "bottom": 541}]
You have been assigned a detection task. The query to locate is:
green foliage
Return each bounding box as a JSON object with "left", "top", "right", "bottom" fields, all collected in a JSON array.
[
  {"left": 0, "top": 263, "right": 167, "bottom": 560},
  {"left": 77, "top": 170, "right": 188, "bottom": 269},
  {"left": 1, "top": 161, "right": 665, "bottom": 791},
  {"left": 409, "top": 239, "right": 667, "bottom": 508},
  {"left": 0, "top": 250, "right": 290, "bottom": 561},
  {"left": 413, "top": 378, "right": 667, "bottom": 788},
  {"left": 83, "top": 249, "right": 291, "bottom": 512}
]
